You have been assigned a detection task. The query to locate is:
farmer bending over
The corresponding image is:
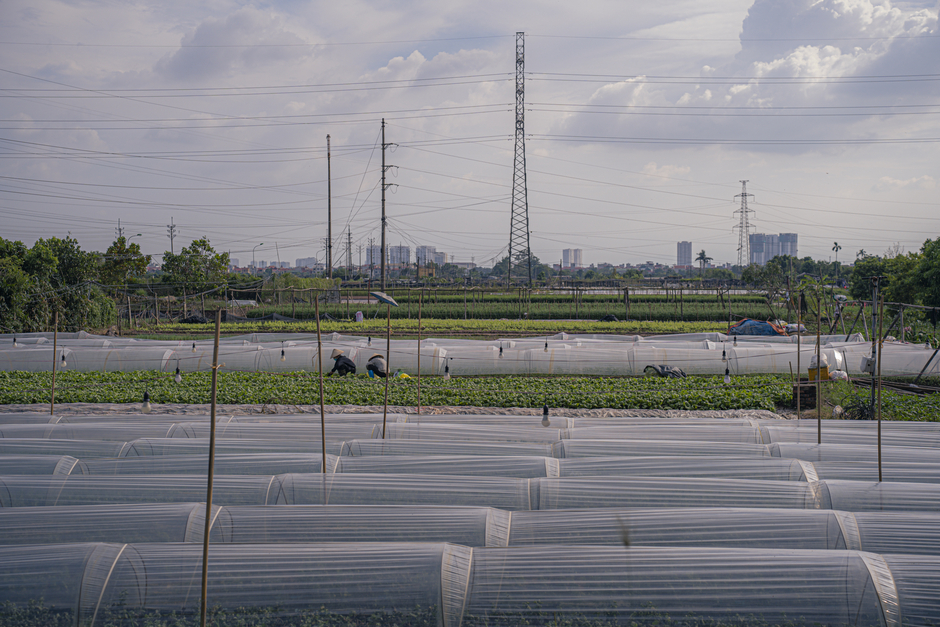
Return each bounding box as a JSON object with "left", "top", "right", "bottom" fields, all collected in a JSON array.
[
  {"left": 327, "top": 349, "right": 357, "bottom": 377},
  {"left": 366, "top": 353, "right": 388, "bottom": 378}
]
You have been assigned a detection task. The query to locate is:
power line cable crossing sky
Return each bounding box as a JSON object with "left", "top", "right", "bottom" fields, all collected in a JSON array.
[{"left": 1, "top": 0, "right": 938, "bottom": 266}]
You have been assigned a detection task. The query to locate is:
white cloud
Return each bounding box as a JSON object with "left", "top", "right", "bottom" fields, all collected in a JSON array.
[
  {"left": 642, "top": 162, "right": 692, "bottom": 180},
  {"left": 875, "top": 174, "right": 936, "bottom": 190},
  {"left": 154, "top": 7, "right": 312, "bottom": 82}
]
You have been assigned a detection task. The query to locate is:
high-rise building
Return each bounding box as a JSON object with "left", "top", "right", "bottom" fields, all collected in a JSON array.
[
  {"left": 779, "top": 233, "right": 798, "bottom": 258},
  {"left": 677, "top": 241, "right": 692, "bottom": 267},
  {"left": 749, "top": 233, "right": 797, "bottom": 265},
  {"left": 563, "top": 248, "right": 583, "bottom": 268},
  {"left": 416, "top": 246, "right": 436, "bottom": 266},
  {"left": 295, "top": 257, "right": 318, "bottom": 268},
  {"left": 389, "top": 245, "right": 410, "bottom": 266},
  {"left": 433, "top": 251, "right": 449, "bottom": 266},
  {"left": 366, "top": 246, "right": 382, "bottom": 266}
]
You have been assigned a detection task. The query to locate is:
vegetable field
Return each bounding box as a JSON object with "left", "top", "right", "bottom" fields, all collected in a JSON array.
[
  {"left": 0, "top": 371, "right": 792, "bottom": 411},
  {"left": 131, "top": 318, "right": 728, "bottom": 339}
]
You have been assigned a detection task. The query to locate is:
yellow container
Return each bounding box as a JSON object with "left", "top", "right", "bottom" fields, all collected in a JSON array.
[{"left": 808, "top": 365, "right": 829, "bottom": 381}]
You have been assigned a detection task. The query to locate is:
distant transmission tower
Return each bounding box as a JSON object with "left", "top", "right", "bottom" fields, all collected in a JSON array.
[
  {"left": 507, "top": 31, "right": 532, "bottom": 287},
  {"left": 733, "top": 181, "right": 755, "bottom": 267}
]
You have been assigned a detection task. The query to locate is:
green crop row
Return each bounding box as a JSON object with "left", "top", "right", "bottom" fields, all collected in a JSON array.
[
  {"left": 248, "top": 300, "right": 776, "bottom": 323},
  {"left": 823, "top": 380, "right": 940, "bottom": 422},
  {"left": 1, "top": 371, "right": 791, "bottom": 411},
  {"left": 133, "top": 318, "right": 729, "bottom": 338}
]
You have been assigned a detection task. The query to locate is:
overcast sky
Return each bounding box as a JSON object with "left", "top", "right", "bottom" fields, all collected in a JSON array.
[{"left": 2, "top": 0, "right": 938, "bottom": 269}]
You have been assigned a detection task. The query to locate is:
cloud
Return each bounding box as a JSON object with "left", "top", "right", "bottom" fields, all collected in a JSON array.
[
  {"left": 553, "top": 0, "right": 940, "bottom": 152},
  {"left": 155, "top": 6, "right": 312, "bottom": 82},
  {"left": 642, "top": 162, "right": 692, "bottom": 180},
  {"left": 874, "top": 174, "right": 936, "bottom": 190}
]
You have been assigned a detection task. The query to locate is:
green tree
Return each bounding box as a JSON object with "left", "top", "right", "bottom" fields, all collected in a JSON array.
[
  {"left": 0, "top": 236, "right": 113, "bottom": 332},
  {"left": 100, "top": 237, "right": 151, "bottom": 287},
  {"left": 0, "top": 257, "right": 32, "bottom": 332},
  {"left": 695, "top": 250, "right": 712, "bottom": 277},
  {"left": 848, "top": 255, "right": 889, "bottom": 301},
  {"left": 161, "top": 237, "right": 230, "bottom": 294},
  {"left": 914, "top": 237, "right": 940, "bottom": 308},
  {"left": 492, "top": 251, "right": 552, "bottom": 284}
]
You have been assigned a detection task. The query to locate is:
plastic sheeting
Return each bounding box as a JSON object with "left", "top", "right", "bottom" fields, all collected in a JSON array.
[
  {"left": 5, "top": 503, "right": 940, "bottom": 558},
  {"left": 0, "top": 503, "right": 216, "bottom": 544},
  {"left": 0, "top": 542, "right": 470, "bottom": 627},
  {"left": 7, "top": 541, "right": 939, "bottom": 626},
  {"left": 7, "top": 474, "right": 939, "bottom": 512},
  {"left": 555, "top": 439, "right": 772, "bottom": 458},
  {"left": 0, "top": 475, "right": 278, "bottom": 507},
  {"left": 461, "top": 546, "right": 889, "bottom": 626},
  {"left": 340, "top": 439, "right": 556, "bottom": 457},
  {"left": 272, "top": 474, "right": 536, "bottom": 510},
  {"left": 536, "top": 476, "right": 823, "bottom": 510},
  {"left": 3, "top": 330, "right": 937, "bottom": 375}
]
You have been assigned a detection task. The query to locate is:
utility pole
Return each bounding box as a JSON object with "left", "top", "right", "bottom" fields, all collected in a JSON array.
[
  {"left": 347, "top": 230, "right": 353, "bottom": 276},
  {"left": 327, "top": 134, "right": 332, "bottom": 279},
  {"left": 358, "top": 244, "right": 363, "bottom": 275},
  {"left": 368, "top": 237, "right": 376, "bottom": 280},
  {"left": 380, "top": 119, "right": 396, "bottom": 291},
  {"left": 167, "top": 217, "right": 178, "bottom": 254},
  {"left": 507, "top": 31, "right": 532, "bottom": 288},
  {"left": 733, "top": 181, "right": 754, "bottom": 267},
  {"left": 115, "top": 219, "right": 124, "bottom": 240}
]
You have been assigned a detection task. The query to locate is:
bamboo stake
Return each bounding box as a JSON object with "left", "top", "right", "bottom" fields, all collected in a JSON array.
[
  {"left": 877, "top": 296, "right": 884, "bottom": 482},
  {"left": 50, "top": 311, "right": 58, "bottom": 416},
  {"left": 796, "top": 293, "right": 801, "bottom": 419},
  {"left": 816, "top": 287, "right": 822, "bottom": 444},
  {"left": 382, "top": 302, "right": 391, "bottom": 438},
  {"left": 417, "top": 291, "right": 423, "bottom": 415},
  {"left": 199, "top": 309, "right": 222, "bottom": 627},
  {"left": 315, "top": 296, "right": 326, "bottom": 479}
]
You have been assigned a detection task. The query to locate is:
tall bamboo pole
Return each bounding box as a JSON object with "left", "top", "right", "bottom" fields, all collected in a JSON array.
[
  {"left": 50, "top": 311, "right": 58, "bottom": 416},
  {"left": 315, "top": 296, "right": 326, "bottom": 479},
  {"left": 417, "top": 291, "right": 423, "bottom": 415},
  {"left": 382, "top": 303, "right": 392, "bottom": 438},
  {"left": 796, "top": 293, "right": 801, "bottom": 420},
  {"left": 816, "top": 287, "right": 822, "bottom": 444},
  {"left": 877, "top": 296, "right": 884, "bottom": 482},
  {"left": 199, "top": 309, "right": 222, "bottom": 627}
]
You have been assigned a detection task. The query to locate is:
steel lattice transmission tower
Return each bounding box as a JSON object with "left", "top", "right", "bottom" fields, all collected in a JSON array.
[
  {"left": 507, "top": 31, "right": 532, "bottom": 287},
  {"left": 733, "top": 180, "right": 755, "bottom": 267}
]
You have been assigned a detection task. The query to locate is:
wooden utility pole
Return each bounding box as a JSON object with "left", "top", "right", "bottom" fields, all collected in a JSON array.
[
  {"left": 327, "top": 134, "right": 332, "bottom": 279},
  {"left": 199, "top": 309, "right": 222, "bottom": 627}
]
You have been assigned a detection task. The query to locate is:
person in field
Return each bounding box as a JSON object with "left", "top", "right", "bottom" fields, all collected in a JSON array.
[
  {"left": 327, "top": 349, "right": 356, "bottom": 377},
  {"left": 366, "top": 353, "right": 388, "bottom": 378}
]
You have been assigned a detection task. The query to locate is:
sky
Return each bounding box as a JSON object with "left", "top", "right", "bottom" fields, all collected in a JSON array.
[{"left": 1, "top": 0, "right": 939, "bottom": 269}]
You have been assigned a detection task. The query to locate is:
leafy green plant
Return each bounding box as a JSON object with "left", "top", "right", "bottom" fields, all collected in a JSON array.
[{"left": 0, "top": 371, "right": 792, "bottom": 411}]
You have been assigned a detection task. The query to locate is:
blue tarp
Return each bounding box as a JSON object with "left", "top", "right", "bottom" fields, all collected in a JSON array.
[{"left": 729, "top": 318, "right": 787, "bottom": 336}]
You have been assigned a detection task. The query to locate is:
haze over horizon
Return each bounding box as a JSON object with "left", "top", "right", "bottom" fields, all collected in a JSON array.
[{"left": 2, "top": 0, "right": 938, "bottom": 269}]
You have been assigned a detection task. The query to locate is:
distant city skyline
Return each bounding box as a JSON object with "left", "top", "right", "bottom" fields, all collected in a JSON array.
[{"left": 2, "top": 1, "right": 936, "bottom": 269}]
